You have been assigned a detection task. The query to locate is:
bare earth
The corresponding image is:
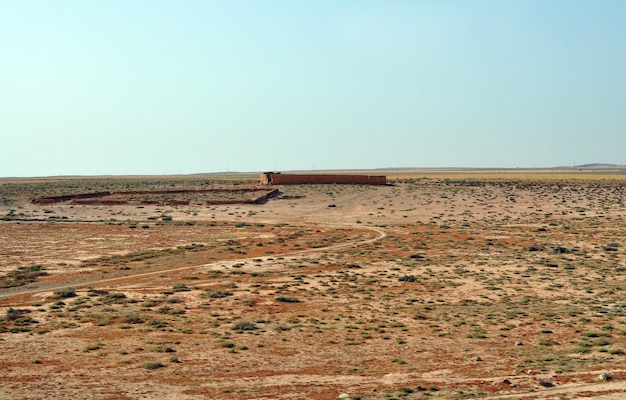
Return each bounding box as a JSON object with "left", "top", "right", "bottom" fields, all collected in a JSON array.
[{"left": 1, "top": 170, "right": 625, "bottom": 399}]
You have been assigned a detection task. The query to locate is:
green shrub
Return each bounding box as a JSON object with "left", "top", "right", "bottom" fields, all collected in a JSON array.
[
  {"left": 87, "top": 289, "right": 109, "bottom": 297},
  {"left": 202, "top": 290, "right": 232, "bottom": 299},
  {"left": 6, "top": 308, "right": 30, "bottom": 321},
  {"left": 593, "top": 338, "right": 611, "bottom": 346},
  {"left": 218, "top": 339, "right": 235, "bottom": 348},
  {"left": 145, "top": 362, "right": 165, "bottom": 370},
  {"left": 276, "top": 296, "right": 300, "bottom": 303},
  {"left": 172, "top": 283, "right": 190, "bottom": 292},
  {"left": 123, "top": 315, "right": 143, "bottom": 324},
  {"left": 100, "top": 293, "right": 127, "bottom": 303},
  {"left": 52, "top": 287, "right": 76, "bottom": 299},
  {"left": 10, "top": 327, "right": 31, "bottom": 333},
  {"left": 154, "top": 346, "right": 175, "bottom": 353},
  {"left": 232, "top": 321, "right": 257, "bottom": 331},
  {"left": 49, "top": 301, "right": 65, "bottom": 309},
  {"left": 83, "top": 342, "right": 104, "bottom": 352},
  {"left": 574, "top": 347, "right": 592, "bottom": 354}
]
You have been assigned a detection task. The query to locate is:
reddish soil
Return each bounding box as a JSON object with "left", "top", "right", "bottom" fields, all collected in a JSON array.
[{"left": 1, "top": 174, "right": 625, "bottom": 399}]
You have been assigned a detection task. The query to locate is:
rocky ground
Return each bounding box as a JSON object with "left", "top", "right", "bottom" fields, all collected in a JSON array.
[{"left": 1, "top": 172, "right": 625, "bottom": 399}]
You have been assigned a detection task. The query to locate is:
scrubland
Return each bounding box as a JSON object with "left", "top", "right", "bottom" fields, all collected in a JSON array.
[{"left": 1, "top": 171, "right": 625, "bottom": 399}]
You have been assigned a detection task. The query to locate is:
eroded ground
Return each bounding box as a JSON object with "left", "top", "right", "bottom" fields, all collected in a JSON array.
[{"left": 1, "top": 173, "right": 626, "bottom": 399}]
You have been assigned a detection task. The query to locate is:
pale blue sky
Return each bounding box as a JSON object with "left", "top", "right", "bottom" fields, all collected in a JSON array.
[{"left": 1, "top": 1, "right": 625, "bottom": 177}]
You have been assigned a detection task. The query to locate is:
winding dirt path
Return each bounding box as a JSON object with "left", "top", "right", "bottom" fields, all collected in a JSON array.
[{"left": 1, "top": 224, "right": 386, "bottom": 300}]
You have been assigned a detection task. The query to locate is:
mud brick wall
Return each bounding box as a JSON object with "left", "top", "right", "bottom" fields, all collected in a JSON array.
[
  {"left": 261, "top": 173, "right": 386, "bottom": 185},
  {"left": 32, "top": 188, "right": 275, "bottom": 205},
  {"left": 71, "top": 199, "right": 128, "bottom": 205},
  {"left": 32, "top": 192, "right": 112, "bottom": 204},
  {"left": 204, "top": 188, "right": 279, "bottom": 205},
  {"left": 114, "top": 189, "right": 266, "bottom": 196},
  {"left": 251, "top": 188, "right": 280, "bottom": 203}
]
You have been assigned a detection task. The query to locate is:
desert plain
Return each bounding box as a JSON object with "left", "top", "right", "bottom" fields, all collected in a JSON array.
[{"left": 1, "top": 169, "right": 626, "bottom": 399}]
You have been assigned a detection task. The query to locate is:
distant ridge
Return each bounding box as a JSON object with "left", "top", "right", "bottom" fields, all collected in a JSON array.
[
  {"left": 555, "top": 163, "right": 624, "bottom": 170},
  {"left": 576, "top": 163, "right": 623, "bottom": 169}
]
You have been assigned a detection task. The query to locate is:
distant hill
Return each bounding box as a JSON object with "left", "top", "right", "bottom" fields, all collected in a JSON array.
[
  {"left": 553, "top": 163, "right": 624, "bottom": 170},
  {"left": 575, "top": 163, "right": 623, "bottom": 169}
]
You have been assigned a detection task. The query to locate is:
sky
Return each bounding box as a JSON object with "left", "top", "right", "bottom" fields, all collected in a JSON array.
[{"left": 1, "top": 1, "right": 625, "bottom": 177}]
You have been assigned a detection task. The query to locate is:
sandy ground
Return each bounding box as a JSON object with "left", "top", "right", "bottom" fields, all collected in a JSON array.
[{"left": 1, "top": 174, "right": 626, "bottom": 399}]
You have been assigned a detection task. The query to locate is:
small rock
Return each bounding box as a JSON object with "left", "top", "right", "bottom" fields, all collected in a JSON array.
[
  {"left": 502, "top": 378, "right": 511, "bottom": 385},
  {"left": 338, "top": 394, "right": 351, "bottom": 399},
  {"left": 475, "top": 356, "right": 482, "bottom": 361},
  {"left": 515, "top": 341, "right": 523, "bottom": 346},
  {"left": 538, "top": 380, "right": 554, "bottom": 388},
  {"left": 599, "top": 372, "right": 611, "bottom": 381}
]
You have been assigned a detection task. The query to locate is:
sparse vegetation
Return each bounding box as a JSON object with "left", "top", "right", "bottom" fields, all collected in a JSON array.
[
  {"left": 1, "top": 174, "right": 626, "bottom": 398},
  {"left": 0, "top": 265, "right": 47, "bottom": 288},
  {"left": 202, "top": 289, "right": 233, "bottom": 299}
]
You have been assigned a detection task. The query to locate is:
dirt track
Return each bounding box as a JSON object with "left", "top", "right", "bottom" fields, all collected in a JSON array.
[{"left": 1, "top": 225, "right": 386, "bottom": 301}]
